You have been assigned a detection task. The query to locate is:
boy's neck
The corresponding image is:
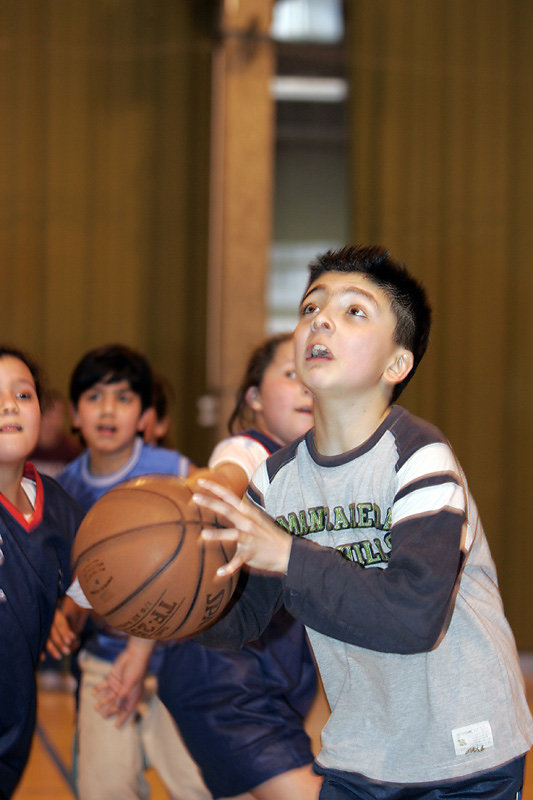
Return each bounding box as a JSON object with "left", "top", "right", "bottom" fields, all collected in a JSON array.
[
  {"left": 313, "top": 394, "right": 392, "bottom": 456},
  {"left": 0, "top": 463, "right": 32, "bottom": 513},
  {"left": 87, "top": 439, "right": 139, "bottom": 477}
]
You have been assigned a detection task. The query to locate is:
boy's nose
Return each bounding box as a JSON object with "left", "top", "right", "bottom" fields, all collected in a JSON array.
[
  {"left": 0, "top": 392, "right": 17, "bottom": 413},
  {"left": 101, "top": 396, "right": 116, "bottom": 414},
  {"left": 311, "top": 314, "right": 333, "bottom": 332}
]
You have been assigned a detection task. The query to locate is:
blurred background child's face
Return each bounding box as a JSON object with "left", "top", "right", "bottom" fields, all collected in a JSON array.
[
  {"left": 38, "top": 396, "right": 67, "bottom": 449},
  {"left": 246, "top": 338, "right": 313, "bottom": 447},
  {"left": 0, "top": 356, "right": 41, "bottom": 465},
  {"left": 71, "top": 379, "right": 147, "bottom": 456}
]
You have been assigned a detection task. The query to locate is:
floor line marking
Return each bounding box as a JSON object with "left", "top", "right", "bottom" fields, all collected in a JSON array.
[{"left": 35, "top": 719, "right": 76, "bottom": 796}]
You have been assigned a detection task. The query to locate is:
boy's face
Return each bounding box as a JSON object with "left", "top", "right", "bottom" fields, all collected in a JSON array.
[
  {"left": 0, "top": 356, "right": 41, "bottom": 464},
  {"left": 0, "top": 356, "right": 41, "bottom": 465},
  {"left": 72, "top": 379, "right": 149, "bottom": 457},
  {"left": 294, "top": 271, "right": 407, "bottom": 399}
]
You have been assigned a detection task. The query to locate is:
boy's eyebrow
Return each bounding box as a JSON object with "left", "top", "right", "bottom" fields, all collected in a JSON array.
[
  {"left": 301, "top": 283, "right": 380, "bottom": 311},
  {"left": 85, "top": 380, "right": 134, "bottom": 392},
  {"left": 13, "top": 379, "right": 36, "bottom": 389}
]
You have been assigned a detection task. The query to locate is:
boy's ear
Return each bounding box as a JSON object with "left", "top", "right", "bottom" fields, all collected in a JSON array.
[
  {"left": 137, "top": 406, "right": 155, "bottom": 434},
  {"left": 245, "top": 386, "right": 262, "bottom": 413},
  {"left": 69, "top": 402, "right": 80, "bottom": 429},
  {"left": 383, "top": 351, "right": 414, "bottom": 387}
]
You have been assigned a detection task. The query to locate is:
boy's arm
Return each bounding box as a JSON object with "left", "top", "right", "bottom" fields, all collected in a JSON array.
[
  {"left": 283, "top": 444, "right": 468, "bottom": 653},
  {"left": 195, "top": 474, "right": 465, "bottom": 655},
  {"left": 283, "top": 514, "right": 463, "bottom": 654}
]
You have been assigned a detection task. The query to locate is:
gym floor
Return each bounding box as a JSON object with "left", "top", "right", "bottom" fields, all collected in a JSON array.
[{"left": 13, "top": 660, "right": 533, "bottom": 800}]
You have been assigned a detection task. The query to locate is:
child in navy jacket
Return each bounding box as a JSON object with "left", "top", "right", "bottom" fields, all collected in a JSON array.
[{"left": 0, "top": 346, "right": 82, "bottom": 798}]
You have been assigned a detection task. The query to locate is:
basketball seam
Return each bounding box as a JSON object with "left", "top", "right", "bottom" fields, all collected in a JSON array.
[
  {"left": 162, "top": 543, "right": 206, "bottom": 638},
  {"left": 72, "top": 483, "right": 191, "bottom": 570},
  {"left": 72, "top": 521, "right": 180, "bottom": 572},
  {"left": 101, "top": 525, "right": 187, "bottom": 616}
]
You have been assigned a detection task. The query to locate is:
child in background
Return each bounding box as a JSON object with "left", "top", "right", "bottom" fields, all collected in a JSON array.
[
  {"left": 30, "top": 389, "right": 81, "bottom": 477},
  {"left": 96, "top": 334, "right": 323, "bottom": 800},
  {"left": 193, "top": 246, "right": 533, "bottom": 800},
  {"left": 0, "top": 346, "right": 82, "bottom": 798},
  {"left": 48, "top": 343, "right": 210, "bottom": 800}
]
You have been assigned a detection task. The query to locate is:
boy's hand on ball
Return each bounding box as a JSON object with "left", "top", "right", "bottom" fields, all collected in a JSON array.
[{"left": 194, "top": 479, "right": 292, "bottom": 576}]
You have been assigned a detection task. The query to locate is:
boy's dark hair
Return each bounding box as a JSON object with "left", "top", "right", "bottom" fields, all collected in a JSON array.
[
  {"left": 305, "top": 245, "right": 432, "bottom": 401},
  {"left": 69, "top": 344, "right": 154, "bottom": 411},
  {"left": 0, "top": 345, "right": 43, "bottom": 402},
  {"left": 228, "top": 333, "right": 293, "bottom": 434}
]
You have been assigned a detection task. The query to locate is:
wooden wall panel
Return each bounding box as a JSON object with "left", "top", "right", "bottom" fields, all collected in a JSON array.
[
  {"left": 206, "top": 0, "right": 275, "bottom": 440},
  {"left": 0, "top": 1, "right": 212, "bottom": 462},
  {"left": 346, "top": 0, "right": 532, "bottom": 646}
]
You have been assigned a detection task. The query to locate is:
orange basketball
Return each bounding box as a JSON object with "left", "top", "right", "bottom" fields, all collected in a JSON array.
[{"left": 71, "top": 475, "right": 238, "bottom": 641}]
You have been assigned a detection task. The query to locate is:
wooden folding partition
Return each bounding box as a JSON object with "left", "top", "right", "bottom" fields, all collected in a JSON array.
[{"left": 346, "top": 0, "right": 533, "bottom": 647}]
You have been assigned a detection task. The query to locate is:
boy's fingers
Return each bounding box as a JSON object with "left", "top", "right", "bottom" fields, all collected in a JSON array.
[
  {"left": 196, "top": 478, "right": 242, "bottom": 508},
  {"left": 201, "top": 528, "right": 239, "bottom": 543},
  {"left": 194, "top": 492, "right": 252, "bottom": 533},
  {"left": 215, "top": 555, "right": 246, "bottom": 577},
  {"left": 93, "top": 675, "right": 123, "bottom": 700},
  {"left": 46, "top": 630, "right": 74, "bottom": 657},
  {"left": 202, "top": 528, "right": 255, "bottom": 576},
  {"left": 115, "top": 692, "right": 142, "bottom": 727},
  {"left": 45, "top": 641, "right": 61, "bottom": 660}
]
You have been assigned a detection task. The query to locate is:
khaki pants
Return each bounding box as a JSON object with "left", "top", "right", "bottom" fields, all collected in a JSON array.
[{"left": 76, "top": 649, "right": 212, "bottom": 800}]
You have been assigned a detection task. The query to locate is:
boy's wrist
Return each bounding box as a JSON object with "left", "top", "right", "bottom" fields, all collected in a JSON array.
[{"left": 125, "top": 636, "right": 156, "bottom": 664}]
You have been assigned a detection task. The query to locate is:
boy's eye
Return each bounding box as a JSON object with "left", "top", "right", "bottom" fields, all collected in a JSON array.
[
  {"left": 118, "top": 392, "right": 134, "bottom": 403},
  {"left": 300, "top": 302, "right": 318, "bottom": 316},
  {"left": 17, "top": 391, "right": 34, "bottom": 400},
  {"left": 86, "top": 392, "right": 101, "bottom": 402},
  {"left": 348, "top": 305, "right": 366, "bottom": 318},
  {"left": 285, "top": 370, "right": 297, "bottom": 379}
]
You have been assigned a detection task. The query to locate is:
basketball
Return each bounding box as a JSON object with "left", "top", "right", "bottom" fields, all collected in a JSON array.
[{"left": 71, "top": 475, "right": 238, "bottom": 641}]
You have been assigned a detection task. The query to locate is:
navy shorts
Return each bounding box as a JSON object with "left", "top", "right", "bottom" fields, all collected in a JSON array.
[
  {"left": 315, "top": 756, "right": 526, "bottom": 800},
  {"left": 158, "top": 608, "right": 317, "bottom": 798}
]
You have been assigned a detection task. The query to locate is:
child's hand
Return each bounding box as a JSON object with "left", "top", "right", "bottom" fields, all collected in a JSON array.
[
  {"left": 93, "top": 637, "right": 154, "bottom": 728},
  {"left": 45, "top": 606, "right": 81, "bottom": 659},
  {"left": 93, "top": 673, "right": 143, "bottom": 728},
  {"left": 193, "top": 479, "right": 292, "bottom": 576}
]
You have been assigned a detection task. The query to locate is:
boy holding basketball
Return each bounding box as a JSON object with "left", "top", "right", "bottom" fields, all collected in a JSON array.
[
  {"left": 193, "top": 246, "right": 533, "bottom": 799},
  {"left": 48, "top": 344, "right": 210, "bottom": 800}
]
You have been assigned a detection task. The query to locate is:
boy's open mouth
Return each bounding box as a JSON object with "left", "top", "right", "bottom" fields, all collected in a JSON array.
[
  {"left": 97, "top": 424, "right": 117, "bottom": 434},
  {"left": 306, "top": 343, "right": 332, "bottom": 360}
]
